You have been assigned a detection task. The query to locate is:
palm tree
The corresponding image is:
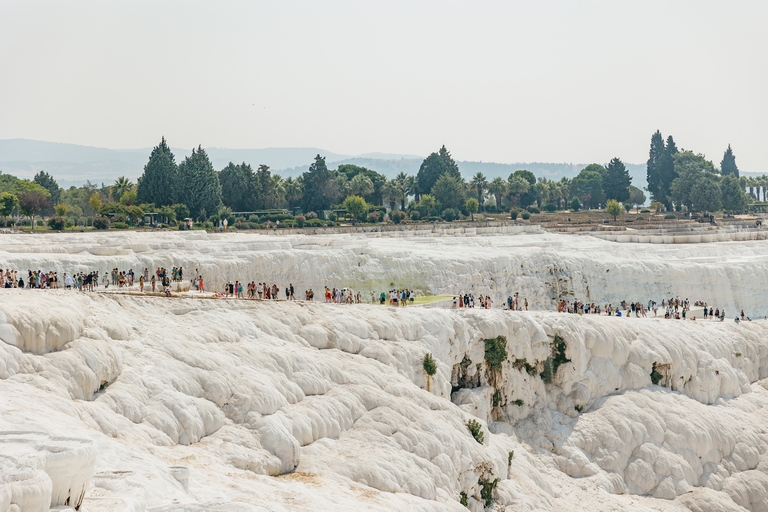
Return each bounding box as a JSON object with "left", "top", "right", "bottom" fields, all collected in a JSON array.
[
  {"left": 747, "top": 177, "right": 756, "bottom": 201},
  {"left": 283, "top": 177, "right": 303, "bottom": 208},
  {"left": 111, "top": 176, "right": 133, "bottom": 202},
  {"left": 507, "top": 176, "right": 530, "bottom": 207},
  {"left": 534, "top": 180, "right": 547, "bottom": 208},
  {"left": 349, "top": 174, "right": 374, "bottom": 198},
  {"left": 270, "top": 175, "right": 285, "bottom": 208},
  {"left": 470, "top": 172, "right": 488, "bottom": 206},
  {"left": 382, "top": 180, "right": 399, "bottom": 211},
  {"left": 488, "top": 177, "right": 507, "bottom": 210},
  {"left": 395, "top": 173, "right": 416, "bottom": 210}
]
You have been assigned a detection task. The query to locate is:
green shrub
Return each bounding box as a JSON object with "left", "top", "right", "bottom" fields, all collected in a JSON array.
[
  {"left": 410, "top": 211, "right": 421, "bottom": 221},
  {"left": 512, "top": 399, "right": 524, "bottom": 406},
  {"left": 466, "top": 419, "right": 484, "bottom": 444},
  {"left": 261, "top": 213, "right": 294, "bottom": 222},
  {"left": 510, "top": 210, "right": 518, "bottom": 220},
  {"left": 391, "top": 211, "right": 406, "bottom": 224},
  {"left": 570, "top": 197, "right": 581, "bottom": 211},
  {"left": 492, "top": 389, "right": 502, "bottom": 407},
  {"left": 527, "top": 206, "right": 540, "bottom": 214},
  {"left": 637, "top": 216, "right": 644, "bottom": 221},
  {"left": 650, "top": 362, "right": 663, "bottom": 385},
  {"left": 305, "top": 218, "right": 324, "bottom": 227},
  {"left": 521, "top": 212, "right": 531, "bottom": 220},
  {"left": 664, "top": 214, "right": 676, "bottom": 220},
  {"left": 540, "top": 335, "right": 570, "bottom": 384},
  {"left": 248, "top": 215, "right": 260, "bottom": 223},
  {"left": 512, "top": 358, "right": 536, "bottom": 376},
  {"left": 35, "top": 219, "right": 45, "bottom": 227},
  {"left": 112, "top": 222, "right": 129, "bottom": 229},
  {"left": 544, "top": 202, "right": 557, "bottom": 212},
  {"left": 423, "top": 353, "right": 437, "bottom": 376},
  {"left": 328, "top": 212, "right": 338, "bottom": 222},
  {"left": 484, "top": 336, "right": 508, "bottom": 370},
  {"left": 480, "top": 478, "right": 500, "bottom": 507},
  {"left": 442, "top": 208, "right": 457, "bottom": 221},
  {"left": 575, "top": 404, "right": 584, "bottom": 412},
  {"left": 508, "top": 451, "right": 514, "bottom": 466},
  {"left": 641, "top": 209, "right": 650, "bottom": 213},
  {"left": 459, "top": 492, "right": 468, "bottom": 506},
  {"left": 92, "top": 216, "right": 110, "bottom": 229},
  {"left": 295, "top": 215, "right": 306, "bottom": 228},
  {"left": 47, "top": 216, "right": 65, "bottom": 230}
]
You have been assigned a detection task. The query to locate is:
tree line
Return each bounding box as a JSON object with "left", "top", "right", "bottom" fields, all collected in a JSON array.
[
  {"left": 0, "top": 133, "right": 760, "bottom": 230},
  {"left": 646, "top": 131, "right": 750, "bottom": 213}
]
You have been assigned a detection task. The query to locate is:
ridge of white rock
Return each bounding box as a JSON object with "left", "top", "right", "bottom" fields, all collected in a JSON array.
[
  {"left": 3, "top": 230, "right": 768, "bottom": 315},
  {"left": 1, "top": 287, "right": 768, "bottom": 511}
]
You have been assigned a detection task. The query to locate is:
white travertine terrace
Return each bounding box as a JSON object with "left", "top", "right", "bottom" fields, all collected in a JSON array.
[{"left": 1, "top": 231, "right": 768, "bottom": 511}]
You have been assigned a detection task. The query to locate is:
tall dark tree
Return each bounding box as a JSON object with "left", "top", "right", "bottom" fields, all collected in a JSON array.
[
  {"left": 602, "top": 158, "right": 631, "bottom": 202},
  {"left": 301, "top": 155, "right": 341, "bottom": 213},
  {"left": 254, "top": 164, "right": 275, "bottom": 209},
  {"left": 219, "top": 162, "right": 257, "bottom": 211},
  {"left": 659, "top": 135, "right": 678, "bottom": 209},
  {"left": 137, "top": 137, "right": 177, "bottom": 207},
  {"left": 720, "top": 144, "right": 740, "bottom": 178},
  {"left": 416, "top": 145, "right": 460, "bottom": 196},
  {"left": 646, "top": 130, "right": 666, "bottom": 205},
  {"left": 33, "top": 171, "right": 60, "bottom": 212},
  {"left": 175, "top": 145, "right": 222, "bottom": 219}
]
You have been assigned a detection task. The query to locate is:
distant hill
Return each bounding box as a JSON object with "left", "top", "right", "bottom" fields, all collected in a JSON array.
[{"left": 0, "top": 139, "right": 647, "bottom": 190}]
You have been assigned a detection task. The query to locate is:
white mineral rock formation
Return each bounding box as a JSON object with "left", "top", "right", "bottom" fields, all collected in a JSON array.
[
  {"left": 2, "top": 230, "right": 768, "bottom": 315},
  {"left": 1, "top": 269, "right": 768, "bottom": 511}
]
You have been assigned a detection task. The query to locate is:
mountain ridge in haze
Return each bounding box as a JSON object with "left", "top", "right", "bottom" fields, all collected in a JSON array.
[{"left": 0, "top": 138, "right": 648, "bottom": 189}]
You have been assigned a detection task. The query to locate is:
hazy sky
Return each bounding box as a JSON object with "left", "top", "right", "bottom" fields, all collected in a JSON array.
[{"left": 2, "top": 1, "right": 766, "bottom": 169}]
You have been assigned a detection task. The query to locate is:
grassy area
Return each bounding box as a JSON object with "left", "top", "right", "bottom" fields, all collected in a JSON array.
[{"left": 411, "top": 295, "right": 453, "bottom": 305}]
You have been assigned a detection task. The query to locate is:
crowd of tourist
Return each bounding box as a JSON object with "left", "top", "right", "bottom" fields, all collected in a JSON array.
[{"left": 0, "top": 264, "right": 754, "bottom": 323}]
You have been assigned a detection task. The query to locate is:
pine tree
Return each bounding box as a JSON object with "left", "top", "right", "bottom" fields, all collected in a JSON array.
[
  {"left": 720, "top": 144, "right": 740, "bottom": 178},
  {"left": 646, "top": 131, "right": 666, "bottom": 204},
  {"left": 33, "top": 171, "right": 60, "bottom": 209},
  {"left": 417, "top": 145, "right": 461, "bottom": 196},
  {"left": 175, "top": 145, "right": 222, "bottom": 219},
  {"left": 603, "top": 157, "right": 631, "bottom": 202},
  {"left": 137, "top": 137, "right": 177, "bottom": 207}
]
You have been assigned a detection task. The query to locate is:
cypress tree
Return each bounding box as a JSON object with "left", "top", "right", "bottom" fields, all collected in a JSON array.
[
  {"left": 720, "top": 144, "right": 739, "bottom": 178},
  {"left": 176, "top": 145, "right": 222, "bottom": 219},
  {"left": 659, "top": 135, "right": 678, "bottom": 209},
  {"left": 646, "top": 131, "right": 665, "bottom": 204},
  {"left": 137, "top": 137, "right": 177, "bottom": 207}
]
